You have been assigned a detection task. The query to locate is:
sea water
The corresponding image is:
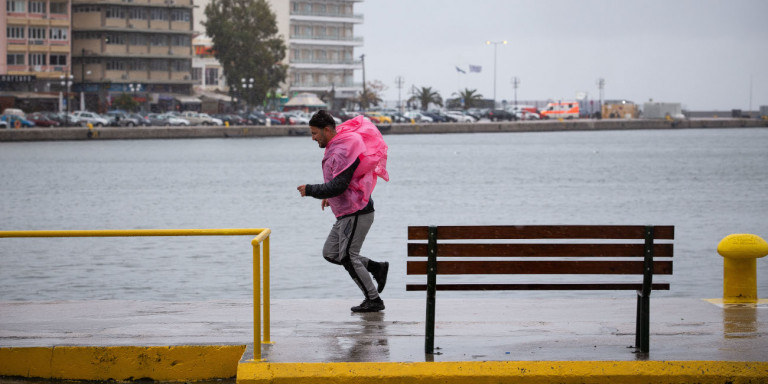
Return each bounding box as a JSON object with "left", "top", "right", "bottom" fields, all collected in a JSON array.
[{"left": 1, "top": 128, "right": 767, "bottom": 301}]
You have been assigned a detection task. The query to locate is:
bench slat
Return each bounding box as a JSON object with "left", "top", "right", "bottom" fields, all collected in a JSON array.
[
  {"left": 408, "top": 225, "right": 674, "bottom": 240},
  {"left": 408, "top": 243, "right": 674, "bottom": 257},
  {"left": 406, "top": 282, "right": 671, "bottom": 291},
  {"left": 407, "top": 260, "right": 673, "bottom": 275}
]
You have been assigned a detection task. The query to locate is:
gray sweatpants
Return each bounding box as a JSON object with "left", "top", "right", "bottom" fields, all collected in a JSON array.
[{"left": 322, "top": 212, "right": 378, "bottom": 300}]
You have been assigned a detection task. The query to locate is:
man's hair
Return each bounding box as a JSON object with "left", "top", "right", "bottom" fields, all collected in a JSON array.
[{"left": 309, "top": 110, "right": 336, "bottom": 130}]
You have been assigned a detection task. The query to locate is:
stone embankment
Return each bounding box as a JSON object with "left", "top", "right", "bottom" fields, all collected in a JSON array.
[{"left": 1, "top": 118, "right": 765, "bottom": 142}]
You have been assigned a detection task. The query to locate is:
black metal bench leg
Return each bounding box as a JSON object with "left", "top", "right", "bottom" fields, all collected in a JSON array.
[
  {"left": 425, "top": 225, "right": 438, "bottom": 354},
  {"left": 636, "top": 290, "right": 650, "bottom": 353}
]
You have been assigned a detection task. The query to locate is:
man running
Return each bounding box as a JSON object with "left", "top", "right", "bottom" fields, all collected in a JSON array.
[{"left": 297, "top": 110, "right": 390, "bottom": 312}]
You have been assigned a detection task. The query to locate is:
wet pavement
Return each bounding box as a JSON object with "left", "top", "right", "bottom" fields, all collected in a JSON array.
[{"left": 1, "top": 297, "right": 766, "bottom": 362}]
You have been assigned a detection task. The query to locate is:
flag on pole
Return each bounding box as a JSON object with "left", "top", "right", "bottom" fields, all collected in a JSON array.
[
  {"left": 469, "top": 65, "right": 482, "bottom": 73},
  {"left": 455, "top": 66, "right": 466, "bottom": 74}
]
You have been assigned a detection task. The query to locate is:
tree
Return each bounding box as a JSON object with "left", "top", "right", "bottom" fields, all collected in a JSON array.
[
  {"left": 356, "top": 80, "right": 386, "bottom": 109},
  {"left": 112, "top": 93, "right": 139, "bottom": 112},
  {"left": 457, "top": 88, "right": 484, "bottom": 110},
  {"left": 409, "top": 86, "right": 443, "bottom": 111},
  {"left": 204, "top": 0, "right": 287, "bottom": 110}
]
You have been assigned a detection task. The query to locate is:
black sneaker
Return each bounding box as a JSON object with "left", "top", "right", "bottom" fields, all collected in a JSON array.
[
  {"left": 373, "top": 261, "right": 389, "bottom": 293},
  {"left": 351, "top": 298, "right": 385, "bottom": 312}
]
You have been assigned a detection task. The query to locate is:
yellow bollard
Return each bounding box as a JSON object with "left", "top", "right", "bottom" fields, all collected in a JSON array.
[{"left": 717, "top": 234, "right": 768, "bottom": 303}]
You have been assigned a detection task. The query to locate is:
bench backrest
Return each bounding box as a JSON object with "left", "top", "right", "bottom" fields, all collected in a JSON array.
[{"left": 407, "top": 225, "right": 674, "bottom": 292}]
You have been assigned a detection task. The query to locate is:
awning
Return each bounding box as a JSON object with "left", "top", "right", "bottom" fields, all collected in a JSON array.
[
  {"left": 284, "top": 92, "right": 327, "bottom": 108},
  {"left": 196, "top": 92, "right": 234, "bottom": 102},
  {"left": 0, "top": 92, "right": 58, "bottom": 99},
  {"left": 174, "top": 95, "right": 201, "bottom": 104}
]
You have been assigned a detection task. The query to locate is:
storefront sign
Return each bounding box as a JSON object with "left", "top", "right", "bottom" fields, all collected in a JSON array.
[{"left": 0, "top": 75, "right": 37, "bottom": 83}]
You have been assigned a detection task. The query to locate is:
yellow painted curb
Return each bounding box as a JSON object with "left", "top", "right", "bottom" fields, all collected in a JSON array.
[
  {"left": 0, "top": 345, "right": 246, "bottom": 381},
  {"left": 237, "top": 360, "right": 768, "bottom": 384}
]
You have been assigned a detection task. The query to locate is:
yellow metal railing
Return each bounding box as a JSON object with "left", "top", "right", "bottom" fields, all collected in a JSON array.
[{"left": 0, "top": 228, "right": 271, "bottom": 361}]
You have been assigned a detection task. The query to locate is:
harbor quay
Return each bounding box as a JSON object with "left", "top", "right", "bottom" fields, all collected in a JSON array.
[
  {"left": 1, "top": 297, "right": 766, "bottom": 383},
  {"left": 0, "top": 117, "right": 766, "bottom": 141}
]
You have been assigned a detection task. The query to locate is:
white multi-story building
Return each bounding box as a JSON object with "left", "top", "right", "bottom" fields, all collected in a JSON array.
[
  {"left": 193, "top": 0, "right": 363, "bottom": 106},
  {"left": 288, "top": 0, "right": 363, "bottom": 101}
]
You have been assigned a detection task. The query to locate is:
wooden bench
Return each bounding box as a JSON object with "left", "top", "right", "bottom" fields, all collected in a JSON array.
[{"left": 407, "top": 225, "right": 674, "bottom": 354}]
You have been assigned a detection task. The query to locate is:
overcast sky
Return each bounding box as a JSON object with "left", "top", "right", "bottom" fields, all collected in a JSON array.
[{"left": 355, "top": 0, "right": 768, "bottom": 110}]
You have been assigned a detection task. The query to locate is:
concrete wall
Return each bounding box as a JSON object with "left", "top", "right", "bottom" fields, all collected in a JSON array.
[{"left": 1, "top": 119, "right": 766, "bottom": 142}]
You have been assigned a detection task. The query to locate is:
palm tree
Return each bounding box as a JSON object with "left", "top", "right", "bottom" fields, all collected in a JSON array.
[
  {"left": 457, "top": 88, "right": 484, "bottom": 110},
  {"left": 409, "top": 86, "right": 443, "bottom": 111}
]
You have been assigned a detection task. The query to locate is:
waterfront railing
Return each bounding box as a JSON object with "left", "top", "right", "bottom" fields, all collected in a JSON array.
[{"left": 0, "top": 228, "right": 272, "bottom": 361}]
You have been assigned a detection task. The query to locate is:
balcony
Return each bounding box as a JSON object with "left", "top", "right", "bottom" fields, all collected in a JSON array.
[
  {"left": 290, "top": 35, "right": 363, "bottom": 47},
  {"left": 289, "top": 11, "right": 363, "bottom": 24},
  {"left": 290, "top": 58, "right": 362, "bottom": 70}
]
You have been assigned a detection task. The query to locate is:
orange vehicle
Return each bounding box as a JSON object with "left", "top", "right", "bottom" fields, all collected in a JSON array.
[{"left": 540, "top": 101, "right": 579, "bottom": 119}]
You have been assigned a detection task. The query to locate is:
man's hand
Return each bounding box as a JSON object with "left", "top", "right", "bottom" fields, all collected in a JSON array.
[
  {"left": 321, "top": 199, "right": 329, "bottom": 211},
  {"left": 297, "top": 185, "right": 307, "bottom": 197}
]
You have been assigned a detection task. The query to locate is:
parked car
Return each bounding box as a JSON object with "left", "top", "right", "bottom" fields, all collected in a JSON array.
[
  {"left": 197, "top": 112, "right": 223, "bottom": 126},
  {"left": 145, "top": 113, "right": 189, "bottom": 126},
  {"left": 180, "top": 111, "right": 220, "bottom": 126},
  {"left": 486, "top": 109, "right": 517, "bottom": 121},
  {"left": 1, "top": 114, "right": 35, "bottom": 128},
  {"left": 26, "top": 112, "right": 61, "bottom": 127},
  {"left": 404, "top": 111, "right": 433, "bottom": 123},
  {"left": 72, "top": 111, "right": 110, "bottom": 127},
  {"left": 364, "top": 111, "right": 392, "bottom": 124},
  {"left": 446, "top": 111, "right": 475, "bottom": 123},
  {"left": 265, "top": 111, "right": 287, "bottom": 125},
  {"left": 106, "top": 110, "right": 141, "bottom": 127},
  {"left": 129, "top": 113, "right": 151, "bottom": 126}
]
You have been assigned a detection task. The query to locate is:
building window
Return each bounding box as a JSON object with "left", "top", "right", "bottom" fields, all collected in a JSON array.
[
  {"left": 106, "top": 6, "right": 125, "bottom": 18},
  {"left": 172, "top": 60, "right": 190, "bottom": 71},
  {"left": 192, "top": 67, "right": 201, "bottom": 81},
  {"left": 171, "top": 9, "right": 190, "bottom": 22},
  {"left": 7, "top": 54, "right": 25, "bottom": 65},
  {"left": 50, "top": 54, "right": 67, "bottom": 65},
  {"left": 150, "top": 35, "right": 167, "bottom": 46},
  {"left": 129, "top": 7, "right": 147, "bottom": 20},
  {"left": 28, "top": 27, "right": 47, "bottom": 40},
  {"left": 129, "top": 34, "right": 148, "bottom": 45},
  {"left": 29, "top": 1, "right": 46, "bottom": 13},
  {"left": 129, "top": 60, "right": 148, "bottom": 71},
  {"left": 6, "top": 0, "right": 25, "bottom": 12},
  {"left": 29, "top": 53, "right": 46, "bottom": 66},
  {"left": 50, "top": 1, "right": 67, "bottom": 14},
  {"left": 106, "top": 33, "right": 125, "bottom": 44},
  {"left": 106, "top": 60, "right": 126, "bottom": 70},
  {"left": 170, "top": 35, "right": 190, "bottom": 46},
  {"left": 74, "top": 31, "right": 102, "bottom": 39},
  {"left": 50, "top": 27, "right": 68, "bottom": 40},
  {"left": 7, "top": 26, "right": 25, "bottom": 39},
  {"left": 73, "top": 5, "right": 100, "bottom": 13},
  {"left": 205, "top": 67, "right": 219, "bottom": 85},
  {"left": 150, "top": 9, "right": 168, "bottom": 21},
  {"left": 150, "top": 60, "right": 168, "bottom": 71}
]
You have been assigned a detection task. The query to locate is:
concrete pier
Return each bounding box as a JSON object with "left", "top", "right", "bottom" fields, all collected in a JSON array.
[
  {"left": 1, "top": 118, "right": 765, "bottom": 141},
  {"left": 1, "top": 297, "right": 766, "bottom": 383}
]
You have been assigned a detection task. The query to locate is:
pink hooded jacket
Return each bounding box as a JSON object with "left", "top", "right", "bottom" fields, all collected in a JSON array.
[{"left": 322, "top": 115, "right": 389, "bottom": 218}]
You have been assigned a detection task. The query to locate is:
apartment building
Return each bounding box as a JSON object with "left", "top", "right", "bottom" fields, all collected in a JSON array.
[
  {"left": 289, "top": 0, "right": 362, "bottom": 103},
  {"left": 71, "top": 0, "right": 196, "bottom": 112},
  {"left": 192, "top": 0, "right": 363, "bottom": 109},
  {"left": 1, "top": 0, "right": 72, "bottom": 111}
]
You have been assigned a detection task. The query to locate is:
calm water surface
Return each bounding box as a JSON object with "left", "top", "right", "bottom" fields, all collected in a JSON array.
[{"left": 1, "top": 128, "right": 767, "bottom": 301}]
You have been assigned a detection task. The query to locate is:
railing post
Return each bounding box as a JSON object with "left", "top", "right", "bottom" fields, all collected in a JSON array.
[
  {"left": 263, "top": 236, "right": 271, "bottom": 344},
  {"left": 252, "top": 242, "right": 261, "bottom": 361}
]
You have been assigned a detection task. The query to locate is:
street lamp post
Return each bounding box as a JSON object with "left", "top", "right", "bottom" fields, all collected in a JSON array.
[
  {"left": 241, "top": 77, "right": 254, "bottom": 112},
  {"left": 485, "top": 40, "right": 507, "bottom": 108},
  {"left": 511, "top": 76, "right": 520, "bottom": 110},
  {"left": 60, "top": 73, "right": 73, "bottom": 126}
]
